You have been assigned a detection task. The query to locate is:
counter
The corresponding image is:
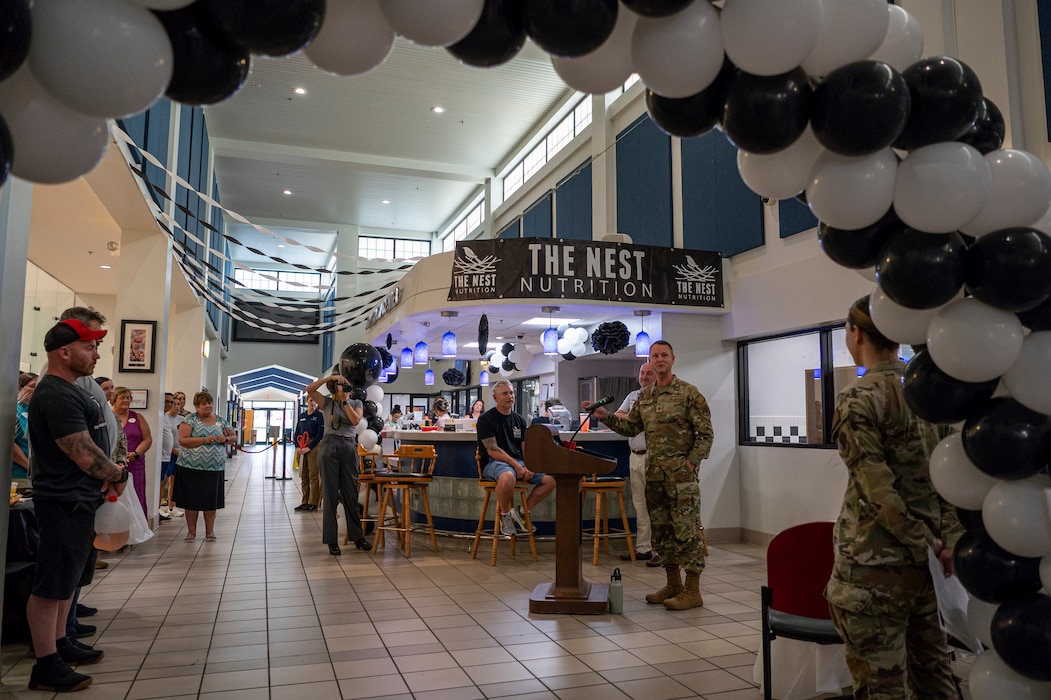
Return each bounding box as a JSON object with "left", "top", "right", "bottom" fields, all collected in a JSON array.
[{"left": 385, "top": 429, "right": 631, "bottom": 537}]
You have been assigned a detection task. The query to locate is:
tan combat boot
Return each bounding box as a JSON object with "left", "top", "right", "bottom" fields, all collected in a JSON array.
[
  {"left": 664, "top": 570, "right": 704, "bottom": 610},
  {"left": 645, "top": 565, "right": 683, "bottom": 604}
]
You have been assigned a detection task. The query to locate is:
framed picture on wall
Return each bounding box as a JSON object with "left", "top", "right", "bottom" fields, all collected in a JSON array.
[
  {"left": 119, "top": 320, "right": 156, "bottom": 373},
  {"left": 129, "top": 390, "right": 148, "bottom": 410}
]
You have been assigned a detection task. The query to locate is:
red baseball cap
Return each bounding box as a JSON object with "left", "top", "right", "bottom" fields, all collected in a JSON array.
[{"left": 44, "top": 319, "right": 107, "bottom": 352}]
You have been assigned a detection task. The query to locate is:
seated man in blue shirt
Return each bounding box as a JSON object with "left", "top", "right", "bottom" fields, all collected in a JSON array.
[{"left": 477, "top": 380, "right": 555, "bottom": 536}]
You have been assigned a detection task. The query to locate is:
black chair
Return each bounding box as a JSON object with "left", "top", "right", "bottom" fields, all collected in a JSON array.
[{"left": 760, "top": 521, "right": 845, "bottom": 700}]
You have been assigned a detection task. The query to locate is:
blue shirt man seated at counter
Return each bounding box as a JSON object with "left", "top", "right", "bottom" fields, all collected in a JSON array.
[{"left": 477, "top": 380, "right": 555, "bottom": 536}]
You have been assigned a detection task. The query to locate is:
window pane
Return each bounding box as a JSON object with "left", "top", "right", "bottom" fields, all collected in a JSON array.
[
  {"left": 574, "top": 98, "right": 592, "bottom": 131},
  {"left": 359, "top": 236, "right": 394, "bottom": 259},
  {"left": 442, "top": 234, "right": 455, "bottom": 252},
  {"left": 397, "top": 239, "right": 429, "bottom": 258},
  {"left": 466, "top": 205, "right": 482, "bottom": 231},
  {"left": 546, "top": 115, "right": 574, "bottom": 159},
  {"left": 504, "top": 162, "right": 523, "bottom": 199},
  {"left": 746, "top": 333, "right": 821, "bottom": 445},
  {"left": 523, "top": 142, "right": 546, "bottom": 180},
  {"left": 623, "top": 73, "right": 640, "bottom": 91}
]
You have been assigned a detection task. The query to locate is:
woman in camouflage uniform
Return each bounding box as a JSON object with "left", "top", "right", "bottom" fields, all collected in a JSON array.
[{"left": 825, "top": 296, "right": 963, "bottom": 700}]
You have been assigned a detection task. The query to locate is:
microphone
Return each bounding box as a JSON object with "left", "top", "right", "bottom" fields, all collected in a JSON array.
[{"left": 587, "top": 395, "right": 615, "bottom": 412}]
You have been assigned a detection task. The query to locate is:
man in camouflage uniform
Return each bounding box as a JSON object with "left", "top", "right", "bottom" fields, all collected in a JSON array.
[
  {"left": 825, "top": 296, "right": 963, "bottom": 699},
  {"left": 591, "top": 340, "right": 713, "bottom": 610}
]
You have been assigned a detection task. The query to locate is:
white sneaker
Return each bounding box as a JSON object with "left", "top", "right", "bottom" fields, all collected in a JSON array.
[
  {"left": 510, "top": 506, "right": 535, "bottom": 534},
  {"left": 158, "top": 506, "right": 170, "bottom": 517},
  {"left": 170, "top": 507, "right": 185, "bottom": 517},
  {"left": 499, "top": 512, "right": 516, "bottom": 537}
]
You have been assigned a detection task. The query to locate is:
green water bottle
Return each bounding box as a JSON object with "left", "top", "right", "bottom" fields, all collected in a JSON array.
[{"left": 609, "top": 567, "right": 623, "bottom": 614}]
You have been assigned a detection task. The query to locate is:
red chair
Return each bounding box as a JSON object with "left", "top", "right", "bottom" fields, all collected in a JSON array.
[{"left": 760, "top": 521, "right": 844, "bottom": 700}]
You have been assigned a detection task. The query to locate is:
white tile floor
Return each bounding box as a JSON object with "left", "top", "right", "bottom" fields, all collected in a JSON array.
[{"left": 0, "top": 447, "right": 973, "bottom": 699}]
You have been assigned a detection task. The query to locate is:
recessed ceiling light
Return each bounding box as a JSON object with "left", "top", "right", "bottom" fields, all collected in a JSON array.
[
  {"left": 283, "top": 190, "right": 292, "bottom": 195},
  {"left": 99, "top": 265, "right": 112, "bottom": 269},
  {"left": 431, "top": 106, "right": 444, "bottom": 114},
  {"left": 277, "top": 244, "right": 285, "bottom": 248},
  {"left": 381, "top": 199, "right": 391, "bottom": 205},
  {"left": 294, "top": 87, "right": 307, "bottom": 95}
]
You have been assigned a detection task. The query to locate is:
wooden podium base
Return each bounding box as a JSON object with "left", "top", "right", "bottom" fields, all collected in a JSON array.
[{"left": 529, "top": 582, "right": 609, "bottom": 615}]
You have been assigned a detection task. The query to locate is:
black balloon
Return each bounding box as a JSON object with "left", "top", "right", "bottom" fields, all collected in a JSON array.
[
  {"left": 362, "top": 400, "right": 378, "bottom": 418},
  {"left": 962, "top": 396, "right": 1051, "bottom": 480},
  {"left": 0, "top": 113, "right": 12, "bottom": 187},
  {"left": 201, "top": 0, "right": 324, "bottom": 57},
  {"left": 524, "top": 0, "right": 617, "bottom": 58},
  {"left": 0, "top": 0, "right": 31, "bottom": 83},
  {"left": 1017, "top": 294, "right": 1051, "bottom": 331},
  {"left": 339, "top": 343, "right": 383, "bottom": 387},
  {"left": 447, "top": 0, "right": 525, "bottom": 68},
  {"left": 502, "top": 358, "right": 515, "bottom": 372},
  {"left": 958, "top": 97, "right": 1005, "bottom": 154},
  {"left": 561, "top": 352, "right": 576, "bottom": 361},
  {"left": 893, "top": 56, "right": 984, "bottom": 151},
  {"left": 811, "top": 61, "right": 910, "bottom": 156},
  {"left": 478, "top": 314, "right": 489, "bottom": 356},
  {"left": 620, "top": 0, "right": 691, "bottom": 16},
  {"left": 722, "top": 68, "right": 811, "bottom": 155},
  {"left": 991, "top": 594, "right": 1051, "bottom": 682},
  {"left": 818, "top": 208, "right": 906, "bottom": 269},
  {"left": 347, "top": 385, "right": 367, "bottom": 402},
  {"left": 376, "top": 346, "right": 394, "bottom": 370},
  {"left": 386, "top": 333, "right": 392, "bottom": 350},
  {"left": 953, "top": 528, "right": 1042, "bottom": 603},
  {"left": 875, "top": 229, "right": 966, "bottom": 309},
  {"left": 902, "top": 349, "right": 998, "bottom": 424},
  {"left": 367, "top": 416, "right": 384, "bottom": 434},
  {"left": 501, "top": 342, "right": 514, "bottom": 356},
  {"left": 154, "top": 5, "right": 250, "bottom": 106},
  {"left": 955, "top": 507, "right": 984, "bottom": 531},
  {"left": 965, "top": 227, "right": 1051, "bottom": 312},
  {"left": 646, "top": 58, "right": 734, "bottom": 138}
]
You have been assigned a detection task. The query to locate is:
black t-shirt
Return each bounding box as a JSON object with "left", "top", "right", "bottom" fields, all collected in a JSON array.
[
  {"left": 29, "top": 375, "right": 110, "bottom": 501},
  {"left": 477, "top": 408, "right": 526, "bottom": 464}
]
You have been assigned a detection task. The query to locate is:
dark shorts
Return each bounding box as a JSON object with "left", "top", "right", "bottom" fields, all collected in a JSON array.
[
  {"left": 161, "top": 457, "right": 177, "bottom": 480},
  {"left": 32, "top": 499, "right": 99, "bottom": 600}
]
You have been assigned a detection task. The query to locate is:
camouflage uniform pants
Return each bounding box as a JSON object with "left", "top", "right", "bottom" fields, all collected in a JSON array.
[
  {"left": 646, "top": 456, "right": 704, "bottom": 573},
  {"left": 826, "top": 563, "right": 958, "bottom": 700}
]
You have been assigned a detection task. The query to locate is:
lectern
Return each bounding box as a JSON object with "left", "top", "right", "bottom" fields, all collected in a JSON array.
[{"left": 524, "top": 424, "right": 617, "bottom": 614}]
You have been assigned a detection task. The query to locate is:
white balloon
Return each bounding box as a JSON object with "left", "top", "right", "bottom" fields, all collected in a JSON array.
[
  {"left": 380, "top": 0, "right": 484, "bottom": 47},
  {"left": 738, "top": 127, "right": 825, "bottom": 200},
  {"left": 806, "top": 148, "right": 898, "bottom": 231},
  {"left": 969, "top": 649, "right": 1051, "bottom": 700},
  {"left": 1003, "top": 332, "right": 1051, "bottom": 416},
  {"left": 801, "top": 0, "right": 890, "bottom": 78},
  {"left": 355, "top": 418, "right": 368, "bottom": 435},
  {"left": 572, "top": 327, "right": 589, "bottom": 344},
  {"left": 499, "top": 364, "right": 512, "bottom": 377},
  {"left": 967, "top": 597, "right": 998, "bottom": 650},
  {"left": 867, "top": 4, "right": 923, "bottom": 72},
  {"left": 870, "top": 285, "right": 948, "bottom": 346},
  {"left": 29, "top": 0, "right": 172, "bottom": 119},
  {"left": 366, "top": 384, "right": 384, "bottom": 405},
  {"left": 127, "top": 0, "right": 193, "bottom": 8},
  {"left": 927, "top": 298, "right": 1024, "bottom": 383},
  {"left": 360, "top": 429, "right": 379, "bottom": 451},
  {"left": 631, "top": 0, "right": 724, "bottom": 98},
  {"left": 928, "top": 433, "right": 999, "bottom": 511},
  {"left": 893, "top": 142, "right": 991, "bottom": 234},
  {"left": 571, "top": 342, "right": 587, "bottom": 357},
  {"left": 305, "top": 0, "right": 395, "bottom": 76},
  {"left": 721, "top": 0, "right": 822, "bottom": 77},
  {"left": 960, "top": 150, "right": 1051, "bottom": 236},
  {"left": 552, "top": 6, "right": 638, "bottom": 94},
  {"left": 556, "top": 337, "right": 572, "bottom": 355},
  {"left": 507, "top": 348, "right": 523, "bottom": 365},
  {"left": 1030, "top": 202, "right": 1051, "bottom": 236},
  {"left": 982, "top": 474, "right": 1051, "bottom": 559},
  {"left": 0, "top": 63, "right": 108, "bottom": 185}
]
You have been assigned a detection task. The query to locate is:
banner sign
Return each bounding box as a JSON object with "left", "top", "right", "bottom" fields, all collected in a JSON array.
[{"left": 449, "top": 238, "right": 723, "bottom": 307}]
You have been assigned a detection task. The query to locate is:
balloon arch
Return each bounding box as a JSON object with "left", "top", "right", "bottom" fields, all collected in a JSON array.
[{"left": 2, "top": 1, "right": 1050, "bottom": 691}]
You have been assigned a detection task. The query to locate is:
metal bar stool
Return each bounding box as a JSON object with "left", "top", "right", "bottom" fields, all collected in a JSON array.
[
  {"left": 581, "top": 474, "right": 634, "bottom": 565},
  {"left": 470, "top": 449, "right": 538, "bottom": 566},
  {"left": 373, "top": 444, "right": 439, "bottom": 558}
]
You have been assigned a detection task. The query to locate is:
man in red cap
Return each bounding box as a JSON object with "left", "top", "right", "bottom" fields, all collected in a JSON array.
[{"left": 26, "top": 319, "right": 131, "bottom": 692}]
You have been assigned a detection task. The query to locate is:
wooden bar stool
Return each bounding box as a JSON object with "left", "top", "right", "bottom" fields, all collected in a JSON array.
[
  {"left": 373, "top": 444, "right": 439, "bottom": 558},
  {"left": 345, "top": 443, "right": 387, "bottom": 545},
  {"left": 581, "top": 474, "right": 634, "bottom": 565},
  {"left": 470, "top": 449, "right": 538, "bottom": 566}
]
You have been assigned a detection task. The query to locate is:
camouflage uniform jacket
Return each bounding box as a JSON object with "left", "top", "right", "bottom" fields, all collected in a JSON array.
[
  {"left": 830, "top": 359, "right": 963, "bottom": 569},
  {"left": 603, "top": 376, "right": 713, "bottom": 475}
]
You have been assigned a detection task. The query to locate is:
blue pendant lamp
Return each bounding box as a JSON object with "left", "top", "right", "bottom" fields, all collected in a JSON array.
[
  {"left": 424, "top": 368, "right": 435, "bottom": 385},
  {"left": 400, "top": 347, "right": 413, "bottom": 370},
  {"left": 635, "top": 310, "right": 652, "bottom": 358},
  {"left": 541, "top": 305, "right": 559, "bottom": 355},
  {"left": 441, "top": 310, "right": 458, "bottom": 358},
  {"left": 414, "top": 340, "right": 429, "bottom": 365},
  {"left": 479, "top": 370, "right": 489, "bottom": 386}
]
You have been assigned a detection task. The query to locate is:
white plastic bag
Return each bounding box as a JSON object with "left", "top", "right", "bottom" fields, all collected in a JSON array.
[{"left": 118, "top": 479, "right": 153, "bottom": 546}]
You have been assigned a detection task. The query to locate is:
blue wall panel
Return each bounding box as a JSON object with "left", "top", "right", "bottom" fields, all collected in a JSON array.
[
  {"left": 616, "top": 115, "right": 672, "bottom": 246},
  {"left": 681, "top": 131, "right": 764, "bottom": 256},
  {"left": 498, "top": 220, "right": 521, "bottom": 239},
  {"left": 779, "top": 198, "right": 818, "bottom": 238},
  {"left": 522, "top": 193, "right": 553, "bottom": 238},
  {"left": 554, "top": 162, "right": 592, "bottom": 241}
]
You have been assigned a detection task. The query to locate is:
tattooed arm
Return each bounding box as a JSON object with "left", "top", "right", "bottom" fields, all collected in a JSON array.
[
  {"left": 55, "top": 430, "right": 129, "bottom": 496},
  {"left": 481, "top": 436, "right": 533, "bottom": 480}
]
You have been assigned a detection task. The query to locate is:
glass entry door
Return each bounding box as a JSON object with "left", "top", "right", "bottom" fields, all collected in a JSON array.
[{"left": 247, "top": 402, "right": 294, "bottom": 444}]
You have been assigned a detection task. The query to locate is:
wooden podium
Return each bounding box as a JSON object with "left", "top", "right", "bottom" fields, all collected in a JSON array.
[{"left": 524, "top": 424, "right": 617, "bottom": 614}]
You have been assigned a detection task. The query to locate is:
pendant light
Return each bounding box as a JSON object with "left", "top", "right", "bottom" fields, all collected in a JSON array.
[
  {"left": 541, "top": 305, "right": 559, "bottom": 355},
  {"left": 441, "top": 310, "right": 458, "bottom": 358},
  {"left": 414, "top": 340, "right": 429, "bottom": 365},
  {"left": 635, "top": 310, "right": 651, "bottom": 358},
  {"left": 400, "top": 347, "right": 413, "bottom": 370},
  {"left": 424, "top": 365, "right": 435, "bottom": 385},
  {"left": 479, "top": 370, "right": 489, "bottom": 386}
]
